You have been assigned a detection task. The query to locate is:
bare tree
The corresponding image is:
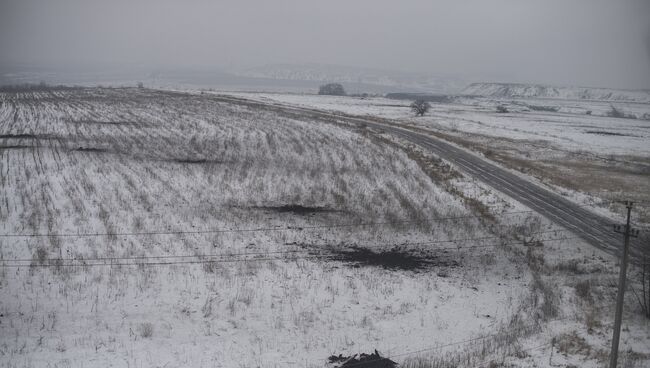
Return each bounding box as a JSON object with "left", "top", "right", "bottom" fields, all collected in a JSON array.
[
  {"left": 606, "top": 105, "right": 637, "bottom": 119},
  {"left": 410, "top": 100, "right": 431, "bottom": 116},
  {"left": 318, "top": 83, "right": 346, "bottom": 96}
]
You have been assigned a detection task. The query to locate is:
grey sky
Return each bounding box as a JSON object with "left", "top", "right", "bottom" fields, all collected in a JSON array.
[{"left": 1, "top": 0, "right": 649, "bottom": 89}]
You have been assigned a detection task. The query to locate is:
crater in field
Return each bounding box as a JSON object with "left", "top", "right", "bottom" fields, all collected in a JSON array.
[
  {"left": 305, "top": 245, "right": 458, "bottom": 271},
  {"left": 331, "top": 247, "right": 444, "bottom": 271}
]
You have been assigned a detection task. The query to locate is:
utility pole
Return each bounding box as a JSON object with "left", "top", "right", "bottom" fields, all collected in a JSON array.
[{"left": 609, "top": 201, "right": 639, "bottom": 368}]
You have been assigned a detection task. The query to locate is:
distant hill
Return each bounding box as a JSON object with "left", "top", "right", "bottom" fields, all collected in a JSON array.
[
  {"left": 462, "top": 83, "right": 650, "bottom": 103},
  {"left": 230, "top": 63, "right": 468, "bottom": 94}
]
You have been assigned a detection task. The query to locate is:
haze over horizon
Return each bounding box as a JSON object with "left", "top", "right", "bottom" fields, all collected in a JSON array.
[{"left": 1, "top": 0, "right": 649, "bottom": 89}]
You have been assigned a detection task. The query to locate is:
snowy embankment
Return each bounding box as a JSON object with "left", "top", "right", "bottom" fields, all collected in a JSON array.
[{"left": 462, "top": 83, "right": 650, "bottom": 104}]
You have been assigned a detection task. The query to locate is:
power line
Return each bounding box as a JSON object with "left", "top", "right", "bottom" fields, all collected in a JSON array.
[
  {"left": 0, "top": 235, "right": 582, "bottom": 268},
  {"left": 0, "top": 199, "right": 623, "bottom": 239},
  {"left": 0, "top": 209, "right": 539, "bottom": 238},
  {"left": 1, "top": 228, "right": 572, "bottom": 263},
  {"left": 4, "top": 255, "right": 329, "bottom": 268}
]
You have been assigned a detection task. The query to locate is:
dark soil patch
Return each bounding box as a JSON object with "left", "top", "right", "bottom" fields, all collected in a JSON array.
[
  {"left": 584, "top": 130, "right": 632, "bottom": 137},
  {"left": 322, "top": 246, "right": 458, "bottom": 271},
  {"left": 329, "top": 351, "right": 396, "bottom": 368},
  {"left": 0, "top": 134, "right": 38, "bottom": 139},
  {"left": 0, "top": 84, "right": 85, "bottom": 93},
  {"left": 254, "top": 204, "right": 341, "bottom": 215}
]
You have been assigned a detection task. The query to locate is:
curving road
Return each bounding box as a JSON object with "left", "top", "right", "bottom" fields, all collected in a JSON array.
[
  {"left": 208, "top": 93, "right": 646, "bottom": 262},
  {"left": 371, "top": 123, "right": 646, "bottom": 261}
]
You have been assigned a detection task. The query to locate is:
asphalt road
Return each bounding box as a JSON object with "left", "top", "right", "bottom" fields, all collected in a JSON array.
[
  {"left": 373, "top": 123, "right": 646, "bottom": 261},
  {"left": 209, "top": 93, "right": 647, "bottom": 262}
]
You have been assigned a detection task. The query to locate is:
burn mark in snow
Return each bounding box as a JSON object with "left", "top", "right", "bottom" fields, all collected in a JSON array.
[
  {"left": 331, "top": 247, "right": 451, "bottom": 271},
  {"left": 301, "top": 244, "right": 459, "bottom": 271}
]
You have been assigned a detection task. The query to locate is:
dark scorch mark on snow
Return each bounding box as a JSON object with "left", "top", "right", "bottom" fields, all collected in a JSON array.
[
  {"left": 297, "top": 243, "right": 459, "bottom": 271},
  {"left": 330, "top": 247, "right": 452, "bottom": 271}
]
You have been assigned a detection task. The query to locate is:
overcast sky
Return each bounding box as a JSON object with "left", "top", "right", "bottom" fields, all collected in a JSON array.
[{"left": 1, "top": 0, "right": 649, "bottom": 89}]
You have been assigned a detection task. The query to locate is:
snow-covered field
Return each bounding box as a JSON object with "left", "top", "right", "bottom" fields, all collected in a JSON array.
[
  {"left": 221, "top": 92, "right": 650, "bottom": 156},
  {"left": 1, "top": 88, "right": 648, "bottom": 367},
  {"left": 221, "top": 91, "right": 650, "bottom": 223}
]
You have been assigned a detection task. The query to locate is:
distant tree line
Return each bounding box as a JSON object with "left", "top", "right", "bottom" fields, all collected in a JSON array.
[
  {"left": 318, "top": 83, "right": 346, "bottom": 96},
  {"left": 0, "top": 81, "right": 148, "bottom": 93},
  {"left": 0, "top": 82, "right": 84, "bottom": 93}
]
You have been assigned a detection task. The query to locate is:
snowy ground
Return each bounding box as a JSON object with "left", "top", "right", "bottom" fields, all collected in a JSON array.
[
  {"left": 221, "top": 91, "right": 650, "bottom": 224},
  {"left": 220, "top": 92, "right": 650, "bottom": 156},
  {"left": 1, "top": 88, "right": 649, "bottom": 367}
]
